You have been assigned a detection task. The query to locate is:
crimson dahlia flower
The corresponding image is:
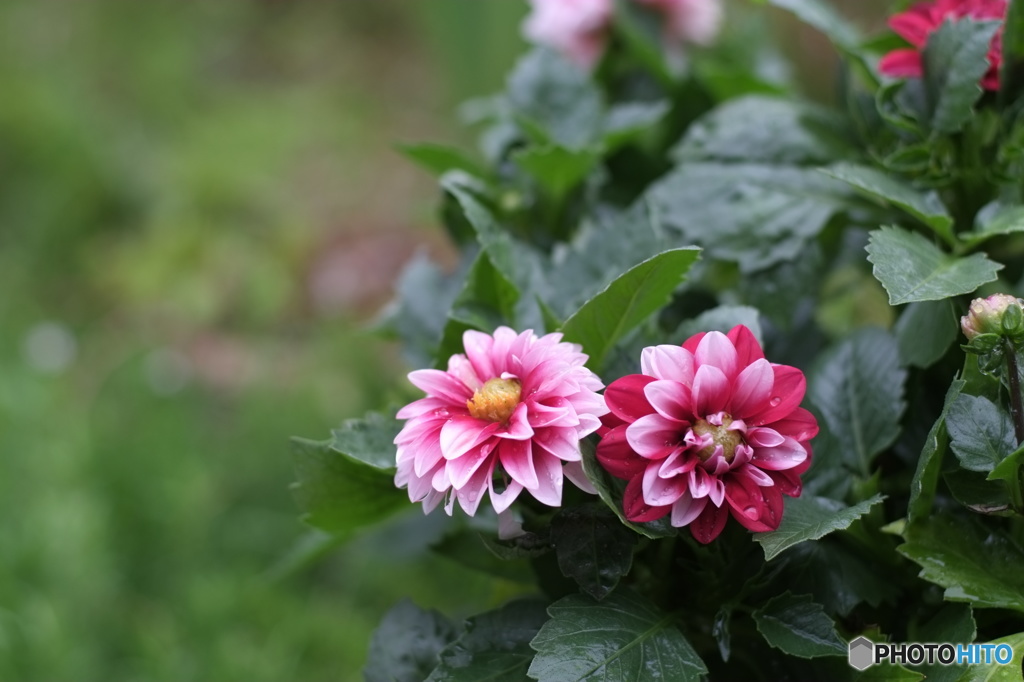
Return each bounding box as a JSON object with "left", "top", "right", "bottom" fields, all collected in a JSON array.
[
  {"left": 394, "top": 327, "right": 608, "bottom": 516},
  {"left": 879, "top": 0, "right": 1007, "bottom": 91},
  {"left": 596, "top": 325, "right": 818, "bottom": 544}
]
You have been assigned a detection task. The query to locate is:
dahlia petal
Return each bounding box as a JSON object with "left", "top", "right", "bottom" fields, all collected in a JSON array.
[
  {"left": 563, "top": 460, "right": 597, "bottom": 494},
  {"left": 658, "top": 447, "right": 696, "bottom": 478},
  {"left": 695, "top": 331, "right": 738, "bottom": 378},
  {"left": 396, "top": 397, "right": 452, "bottom": 420},
  {"left": 888, "top": 10, "right": 934, "bottom": 46},
  {"left": 746, "top": 426, "right": 785, "bottom": 448},
  {"left": 534, "top": 426, "right": 582, "bottom": 462},
  {"left": 727, "top": 325, "right": 765, "bottom": 366},
  {"left": 730, "top": 358, "right": 774, "bottom": 419},
  {"left": 440, "top": 417, "right": 498, "bottom": 460},
  {"left": 642, "top": 464, "right": 689, "bottom": 507},
  {"left": 708, "top": 478, "right": 726, "bottom": 507},
  {"left": 456, "top": 463, "right": 492, "bottom": 516},
  {"left": 626, "top": 413, "right": 682, "bottom": 458},
  {"left": 448, "top": 442, "right": 495, "bottom": 489},
  {"left": 770, "top": 407, "right": 820, "bottom": 442},
  {"left": 499, "top": 438, "right": 538, "bottom": 489},
  {"left": 528, "top": 450, "right": 564, "bottom": 507},
  {"left": 605, "top": 374, "right": 657, "bottom": 422},
  {"left": 681, "top": 332, "right": 705, "bottom": 354},
  {"left": 690, "top": 502, "right": 729, "bottom": 544},
  {"left": 623, "top": 476, "right": 671, "bottom": 522},
  {"left": 689, "top": 466, "right": 713, "bottom": 499},
  {"left": 412, "top": 436, "right": 444, "bottom": 478},
  {"left": 692, "top": 364, "right": 730, "bottom": 416},
  {"left": 879, "top": 49, "right": 923, "bottom": 78},
  {"left": 462, "top": 329, "right": 496, "bottom": 381},
  {"left": 725, "top": 471, "right": 783, "bottom": 532},
  {"left": 576, "top": 414, "right": 603, "bottom": 438},
  {"left": 644, "top": 380, "right": 693, "bottom": 421},
  {"left": 447, "top": 354, "right": 482, "bottom": 392},
  {"left": 408, "top": 368, "right": 474, "bottom": 402},
  {"left": 489, "top": 476, "right": 525, "bottom": 514},
  {"left": 770, "top": 468, "right": 803, "bottom": 497},
  {"left": 742, "top": 464, "right": 775, "bottom": 487},
  {"left": 640, "top": 345, "right": 695, "bottom": 384},
  {"left": 420, "top": 489, "right": 445, "bottom": 514},
  {"left": 596, "top": 426, "right": 648, "bottom": 480},
  {"left": 527, "top": 397, "right": 579, "bottom": 429},
  {"left": 670, "top": 490, "right": 708, "bottom": 527},
  {"left": 748, "top": 365, "right": 806, "bottom": 426},
  {"left": 394, "top": 416, "right": 443, "bottom": 446},
  {"left": 752, "top": 437, "right": 808, "bottom": 471},
  {"left": 497, "top": 403, "right": 534, "bottom": 441}
]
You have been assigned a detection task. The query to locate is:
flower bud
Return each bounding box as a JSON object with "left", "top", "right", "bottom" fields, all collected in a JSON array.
[{"left": 962, "top": 294, "right": 1024, "bottom": 341}]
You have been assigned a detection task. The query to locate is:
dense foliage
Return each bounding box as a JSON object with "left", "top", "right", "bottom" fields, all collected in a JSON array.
[{"left": 295, "top": 0, "right": 1024, "bottom": 679}]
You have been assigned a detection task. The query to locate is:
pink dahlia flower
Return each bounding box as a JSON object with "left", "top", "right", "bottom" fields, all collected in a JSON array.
[
  {"left": 394, "top": 326, "right": 609, "bottom": 516},
  {"left": 879, "top": 0, "right": 1007, "bottom": 91},
  {"left": 596, "top": 325, "right": 818, "bottom": 544},
  {"left": 521, "top": 0, "right": 723, "bottom": 69}
]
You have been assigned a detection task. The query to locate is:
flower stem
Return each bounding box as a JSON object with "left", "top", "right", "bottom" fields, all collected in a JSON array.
[{"left": 1005, "top": 339, "right": 1024, "bottom": 445}]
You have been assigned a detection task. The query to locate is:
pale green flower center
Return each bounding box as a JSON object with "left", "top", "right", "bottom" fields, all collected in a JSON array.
[{"left": 692, "top": 415, "right": 740, "bottom": 462}]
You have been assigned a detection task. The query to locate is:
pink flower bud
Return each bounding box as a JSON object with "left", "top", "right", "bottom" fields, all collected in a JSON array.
[{"left": 962, "top": 294, "right": 1024, "bottom": 340}]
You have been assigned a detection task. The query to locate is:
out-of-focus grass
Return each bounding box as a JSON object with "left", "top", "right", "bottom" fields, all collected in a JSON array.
[{"left": 0, "top": 0, "right": 527, "bottom": 679}]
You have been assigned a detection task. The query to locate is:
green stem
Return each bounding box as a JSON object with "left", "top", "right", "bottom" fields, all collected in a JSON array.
[{"left": 1004, "top": 339, "right": 1024, "bottom": 445}]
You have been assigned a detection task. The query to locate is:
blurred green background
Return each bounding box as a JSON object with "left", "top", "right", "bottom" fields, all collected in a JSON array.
[
  {"left": 0, "top": 1, "right": 528, "bottom": 679},
  {"left": 0, "top": 0, "right": 897, "bottom": 679}
]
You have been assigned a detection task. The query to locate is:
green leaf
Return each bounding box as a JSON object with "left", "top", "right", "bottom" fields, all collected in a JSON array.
[
  {"left": 899, "top": 515, "right": 1024, "bottom": 612},
  {"left": 1000, "top": 0, "right": 1024, "bottom": 104},
  {"left": 780, "top": 541, "right": 900, "bottom": 616},
  {"left": 956, "top": 631, "right": 1024, "bottom": 682},
  {"left": 674, "top": 96, "right": 852, "bottom": 165},
  {"left": 427, "top": 600, "right": 550, "bottom": 682},
  {"left": 506, "top": 48, "right": 604, "bottom": 150},
  {"left": 399, "top": 142, "right": 487, "bottom": 178},
  {"left": 550, "top": 504, "right": 636, "bottom": 601},
  {"left": 866, "top": 226, "right": 1002, "bottom": 305},
  {"left": 908, "top": 380, "right": 965, "bottom": 523},
  {"left": 436, "top": 251, "right": 521, "bottom": 364},
  {"left": 752, "top": 592, "right": 847, "bottom": 658},
  {"left": 808, "top": 328, "right": 907, "bottom": 477},
  {"left": 912, "top": 604, "right": 975, "bottom": 682},
  {"left": 602, "top": 101, "right": 669, "bottom": 151},
  {"left": 963, "top": 205, "right": 1024, "bottom": 247},
  {"left": 761, "top": 0, "right": 860, "bottom": 53},
  {"left": 923, "top": 18, "right": 1001, "bottom": 134},
  {"left": 755, "top": 494, "right": 885, "bottom": 561},
  {"left": 947, "top": 394, "right": 1017, "bottom": 472},
  {"left": 290, "top": 413, "right": 408, "bottom": 536},
  {"left": 512, "top": 145, "right": 599, "bottom": 200},
  {"left": 895, "top": 300, "right": 958, "bottom": 368},
  {"left": 648, "top": 162, "right": 849, "bottom": 272},
  {"left": 821, "top": 163, "right": 954, "bottom": 244},
  {"left": 559, "top": 247, "right": 701, "bottom": 371},
  {"left": 431, "top": 528, "right": 535, "bottom": 584},
  {"left": 365, "top": 599, "right": 458, "bottom": 682},
  {"left": 383, "top": 252, "right": 466, "bottom": 368},
  {"left": 528, "top": 590, "right": 707, "bottom": 681},
  {"left": 580, "top": 439, "right": 677, "bottom": 540},
  {"left": 944, "top": 468, "right": 1012, "bottom": 515}
]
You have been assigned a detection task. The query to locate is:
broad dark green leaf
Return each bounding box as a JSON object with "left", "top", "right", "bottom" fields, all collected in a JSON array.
[
  {"left": 431, "top": 528, "right": 535, "bottom": 584},
  {"left": 963, "top": 205, "right": 1024, "bottom": 247},
  {"left": 908, "top": 380, "right": 965, "bottom": 523},
  {"left": 821, "top": 163, "right": 954, "bottom": 243},
  {"left": 866, "top": 226, "right": 1002, "bottom": 305},
  {"left": 781, "top": 541, "right": 900, "bottom": 616},
  {"left": 752, "top": 592, "right": 847, "bottom": 658},
  {"left": 648, "top": 162, "right": 849, "bottom": 272},
  {"left": 383, "top": 252, "right": 466, "bottom": 368},
  {"left": 400, "top": 142, "right": 487, "bottom": 178},
  {"left": 762, "top": 0, "right": 860, "bottom": 52},
  {"left": 899, "top": 515, "right": 1024, "bottom": 612},
  {"left": 602, "top": 101, "right": 669, "bottom": 150},
  {"left": 506, "top": 48, "right": 604, "bottom": 149},
  {"left": 427, "top": 600, "right": 549, "bottom": 682},
  {"left": 290, "top": 413, "right": 408, "bottom": 535},
  {"left": 365, "top": 599, "right": 458, "bottom": 682},
  {"left": 512, "top": 145, "right": 599, "bottom": 200},
  {"left": 808, "top": 328, "right": 906, "bottom": 476},
  {"left": 559, "top": 247, "right": 700, "bottom": 370},
  {"left": 550, "top": 504, "right": 636, "bottom": 601},
  {"left": 755, "top": 494, "right": 885, "bottom": 561},
  {"left": 673, "top": 96, "right": 852, "bottom": 165},
  {"left": 944, "top": 468, "right": 1012, "bottom": 515},
  {"left": 947, "top": 394, "right": 1017, "bottom": 472},
  {"left": 528, "top": 590, "right": 707, "bottom": 681},
  {"left": 986, "top": 444, "right": 1024, "bottom": 487},
  {"left": 922, "top": 19, "right": 1001, "bottom": 134},
  {"left": 895, "top": 299, "right": 958, "bottom": 368},
  {"left": 956, "top": 631, "right": 1024, "bottom": 682},
  {"left": 911, "top": 604, "right": 975, "bottom": 682},
  {"left": 1000, "top": 0, "right": 1024, "bottom": 103}
]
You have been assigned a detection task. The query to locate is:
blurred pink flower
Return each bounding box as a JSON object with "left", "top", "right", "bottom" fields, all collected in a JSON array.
[
  {"left": 879, "top": 0, "right": 1007, "bottom": 91},
  {"left": 521, "top": 0, "right": 722, "bottom": 69},
  {"left": 394, "top": 326, "right": 608, "bottom": 516},
  {"left": 596, "top": 325, "right": 817, "bottom": 544}
]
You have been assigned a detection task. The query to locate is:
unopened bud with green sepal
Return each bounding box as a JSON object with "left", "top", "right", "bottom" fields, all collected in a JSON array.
[{"left": 962, "top": 294, "right": 1024, "bottom": 343}]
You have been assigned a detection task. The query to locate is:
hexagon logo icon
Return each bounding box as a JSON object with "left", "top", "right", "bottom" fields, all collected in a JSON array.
[{"left": 848, "top": 636, "right": 874, "bottom": 671}]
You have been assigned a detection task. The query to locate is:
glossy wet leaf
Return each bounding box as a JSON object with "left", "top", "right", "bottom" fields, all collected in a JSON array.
[
  {"left": 895, "top": 300, "right": 958, "bottom": 368},
  {"left": 752, "top": 592, "right": 847, "bottom": 658},
  {"left": 922, "top": 19, "right": 1001, "bottom": 134},
  {"left": 550, "top": 504, "right": 636, "bottom": 601},
  {"left": 755, "top": 494, "right": 885, "bottom": 561},
  {"left": 947, "top": 394, "right": 1016, "bottom": 472},
  {"left": 365, "top": 600, "right": 458, "bottom": 682},
  {"left": 908, "top": 380, "right": 965, "bottom": 523}
]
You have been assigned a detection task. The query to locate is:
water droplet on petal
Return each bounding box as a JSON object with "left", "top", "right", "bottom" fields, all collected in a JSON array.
[
  {"left": 743, "top": 505, "right": 757, "bottom": 518},
  {"left": 769, "top": 397, "right": 782, "bottom": 407}
]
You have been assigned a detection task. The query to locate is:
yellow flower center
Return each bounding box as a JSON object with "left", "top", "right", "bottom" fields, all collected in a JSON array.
[
  {"left": 692, "top": 415, "right": 741, "bottom": 462},
  {"left": 467, "top": 377, "right": 522, "bottom": 424}
]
